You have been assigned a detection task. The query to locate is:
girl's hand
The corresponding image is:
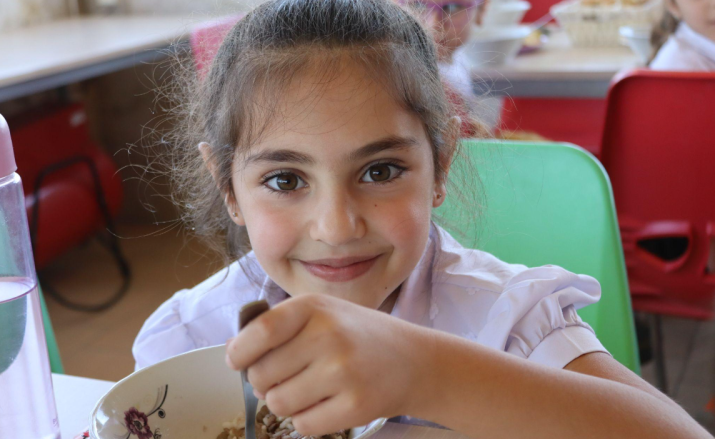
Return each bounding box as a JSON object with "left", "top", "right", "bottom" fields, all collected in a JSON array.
[{"left": 225, "top": 294, "right": 432, "bottom": 436}]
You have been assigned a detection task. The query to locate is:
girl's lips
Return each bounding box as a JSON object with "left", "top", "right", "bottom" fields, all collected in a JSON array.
[{"left": 300, "top": 255, "right": 380, "bottom": 282}]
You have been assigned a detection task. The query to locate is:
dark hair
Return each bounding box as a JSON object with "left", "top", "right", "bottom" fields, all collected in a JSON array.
[
  {"left": 158, "top": 0, "right": 478, "bottom": 265},
  {"left": 650, "top": 6, "right": 679, "bottom": 63}
]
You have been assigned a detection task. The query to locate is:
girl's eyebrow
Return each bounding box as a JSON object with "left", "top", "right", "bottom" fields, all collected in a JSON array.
[
  {"left": 348, "top": 136, "right": 419, "bottom": 161},
  {"left": 244, "top": 136, "right": 419, "bottom": 166},
  {"left": 244, "top": 150, "right": 314, "bottom": 166}
]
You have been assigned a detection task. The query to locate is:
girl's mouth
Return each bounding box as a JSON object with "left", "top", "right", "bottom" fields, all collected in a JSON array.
[{"left": 300, "top": 255, "right": 380, "bottom": 282}]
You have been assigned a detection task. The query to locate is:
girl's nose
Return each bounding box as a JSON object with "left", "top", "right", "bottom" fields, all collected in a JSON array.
[{"left": 309, "top": 190, "right": 366, "bottom": 247}]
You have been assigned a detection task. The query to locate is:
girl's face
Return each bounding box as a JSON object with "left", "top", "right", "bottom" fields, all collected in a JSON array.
[
  {"left": 668, "top": 0, "right": 715, "bottom": 42},
  {"left": 227, "top": 61, "right": 451, "bottom": 309}
]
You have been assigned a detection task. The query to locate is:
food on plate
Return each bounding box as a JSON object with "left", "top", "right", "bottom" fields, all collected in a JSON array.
[
  {"left": 621, "top": 0, "right": 649, "bottom": 6},
  {"left": 217, "top": 416, "right": 246, "bottom": 439},
  {"left": 523, "top": 29, "right": 544, "bottom": 48},
  {"left": 216, "top": 406, "right": 349, "bottom": 439},
  {"left": 580, "top": 0, "right": 617, "bottom": 7}
]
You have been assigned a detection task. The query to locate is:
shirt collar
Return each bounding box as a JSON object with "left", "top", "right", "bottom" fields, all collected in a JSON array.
[{"left": 676, "top": 23, "right": 715, "bottom": 63}]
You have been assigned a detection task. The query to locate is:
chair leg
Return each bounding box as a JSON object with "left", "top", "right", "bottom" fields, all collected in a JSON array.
[
  {"left": 650, "top": 313, "right": 668, "bottom": 394},
  {"left": 30, "top": 155, "right": 131, "bottom": 312}
]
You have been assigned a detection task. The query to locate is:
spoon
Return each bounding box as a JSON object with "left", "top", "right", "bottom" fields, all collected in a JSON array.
[{"left": 239, "top": 300, "right": 271, "bottom": 439}]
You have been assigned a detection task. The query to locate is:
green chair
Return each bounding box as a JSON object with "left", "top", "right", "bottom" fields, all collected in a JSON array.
[
  {"left": 436, "top": 140, "right": 640, "bottom": 374},
  {"left": 40, "top": 287, "right": 64, "bottom": 374},
  {"left": 0, "top": 216, "right": 63, "bottom": 374}
]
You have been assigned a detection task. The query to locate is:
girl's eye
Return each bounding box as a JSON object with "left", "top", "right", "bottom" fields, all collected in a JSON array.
[
  {"left": 361, "top": 164, "right": 403, "bottom": 183},
  {"left": 264, "top": 173, "right": 307, "bottom": 191}
]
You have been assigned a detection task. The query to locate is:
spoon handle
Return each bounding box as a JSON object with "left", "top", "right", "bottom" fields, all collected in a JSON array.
[{"left": 239, "top": 300, "right": 271, "bottom": 439}]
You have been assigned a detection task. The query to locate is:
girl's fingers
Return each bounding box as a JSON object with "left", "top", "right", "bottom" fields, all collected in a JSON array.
[
  {"left": 291, "top": 393, "right": 364, "bottom": 437},
  {"left": 226, "top": 296, "right": 318, "bottom": 370},
  {"left": 263, "top": 362, "right": 336, "bottom": 418},
  {"left": 246, "top": 325, "right": 318, "bottom": 395}
]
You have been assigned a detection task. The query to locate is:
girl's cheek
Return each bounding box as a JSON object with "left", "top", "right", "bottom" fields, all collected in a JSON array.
[
  {"left": 370, "top": 187, "right": 433, "bottom": 253},
  {"left": 243, "top": 201, "right": 301, "bottom": 262}
]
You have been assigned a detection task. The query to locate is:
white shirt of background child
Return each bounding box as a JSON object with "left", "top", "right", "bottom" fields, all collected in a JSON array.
[
  {"left": 651, "top": 22, "right": 715, "bottom": 71},
  {"left": 133, "top": 224, "right": 610, "bottom": 370}
]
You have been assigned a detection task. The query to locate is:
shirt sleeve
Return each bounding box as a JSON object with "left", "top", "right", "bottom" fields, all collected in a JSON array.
[
  {"left": 132, "top": 289, "right": 197, "bottom": 371},
  {"left": 476, "top": 265, "right": 610, "bottom": 369}
]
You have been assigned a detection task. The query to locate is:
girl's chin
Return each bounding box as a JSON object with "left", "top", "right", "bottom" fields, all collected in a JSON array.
[{"left": 289, "top": 282, "right": 387, "bottom": 308}]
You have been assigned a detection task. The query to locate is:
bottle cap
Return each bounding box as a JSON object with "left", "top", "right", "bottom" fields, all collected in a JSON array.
[{"left": 0, "top": 114, "right": 17, "bottom": 179}]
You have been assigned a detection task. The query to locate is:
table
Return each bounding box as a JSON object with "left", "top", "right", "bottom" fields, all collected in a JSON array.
[
  {"left": 0, "top": 17, "right": 638, "bottom": 104},
  {"left": 53, "top": 373, "right": 470, "bottom": 439},
  {"left": 471, "top": 30, "right": 641, "bottom": 98},
  {"left": 53, "top": 373, "right": 114, "bottom": 439},
  {"left": 0, "top": 15, "right": 202, "bottom": 103}
]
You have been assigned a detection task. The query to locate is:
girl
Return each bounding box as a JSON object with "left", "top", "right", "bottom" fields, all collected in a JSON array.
[
  {"left": 134, "top": 1, "right": 711, "bottom": 438},
  {"left": 650, "top": 0, "right": 715, "bottom": 70}
]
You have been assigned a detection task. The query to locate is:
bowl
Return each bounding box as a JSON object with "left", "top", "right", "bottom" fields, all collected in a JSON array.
[
  {"left": 619, "top": 25, "right": 653, "bottom": 64},
  {"left": 461, "top": 25, "right": 532, "bottom": 67},
  {"left": 482, "top": 1, "right": 532, "bottom": 28},
  {"left": 90, "top": 346, "right": 387, "bottom": 439}
]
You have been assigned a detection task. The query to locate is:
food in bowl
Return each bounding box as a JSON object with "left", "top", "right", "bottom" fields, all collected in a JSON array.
[
  {"left": 216, "top": 406, "right": 349, "bottom": 439},
  {"left": 218, "top": 416, "right": 247, "bottom": 439}
]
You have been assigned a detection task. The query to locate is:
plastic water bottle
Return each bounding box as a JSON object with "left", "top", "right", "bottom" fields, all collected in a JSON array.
[{"left": 0, "top": 114, "right": 60, "bottom": 439}]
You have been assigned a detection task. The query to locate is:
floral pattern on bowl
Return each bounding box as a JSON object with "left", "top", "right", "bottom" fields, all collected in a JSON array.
[
  {"left": 95, "top": 385, "right": 168, "bottom": 439},
  {"left": 121, "top": 385, "right": 168, "bottom": 439},
  {"left": 91, "top": 346, "right": 386, "bottom": 439}
]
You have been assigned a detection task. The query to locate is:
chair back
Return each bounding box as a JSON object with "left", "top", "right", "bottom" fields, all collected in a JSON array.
[
  {"left": 601, "top": 69, "right": 715, "bottom": 319},
  {"left": 190, "top": 15, "right": 243, "bottom": 80},
  {"left": 437, "top": 140, "right": 639, "bottom": 372},
  {"left": 0, "top": 219, "right": 63, "bottom": 374}
]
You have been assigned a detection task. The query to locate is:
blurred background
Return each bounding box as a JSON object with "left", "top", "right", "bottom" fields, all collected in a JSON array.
[{"left": 1, "top": 0, "right": 714, "bottom": 435}]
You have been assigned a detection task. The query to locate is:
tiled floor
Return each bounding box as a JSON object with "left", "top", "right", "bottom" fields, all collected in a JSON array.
[
  {"left": 43, "top": 225, "right": 715, "bottom": 433},
  {"left": 640, "top": 315, "right": 715, "bottom": 433},
  {"left": 43, "top": 225, "right": 218, "bottom": 381}
]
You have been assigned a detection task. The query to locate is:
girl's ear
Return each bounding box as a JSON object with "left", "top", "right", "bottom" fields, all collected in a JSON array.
[
  {"left": 434, "top": 116, "right": 460, "bottom": 208},
  {"left": 198, "top": 142, "right": 246, "bottom": 226},
  {"left": 666, "top": 0, "right": 681, "bottom": 19}
]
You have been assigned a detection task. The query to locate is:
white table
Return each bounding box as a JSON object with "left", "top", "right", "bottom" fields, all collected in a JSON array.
[
  {"left": 53, "top": 373, "right": 114, "bottom": 439},
  {"left": 0, "top": 15, "right": 205, "bottom": 103},
  {"left": 52, "top": 373, "right": 469, "bottom": 439},
  {"left": 471, "top": 30, "right": 641, "bottom": 97},
  {"left": 0, "top": 16, "right": 639, "bottom": 103}
]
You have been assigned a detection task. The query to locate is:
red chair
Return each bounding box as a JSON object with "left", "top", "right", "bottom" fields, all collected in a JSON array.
[
  {"left": 600, "top": 69, "right": 715, "bottom": 391},
  {"left": 10, "top": 103, "right": 129, "bottom": 311},
  {"left": 499, "top": 97, "right": 606, "bottom": 156},
  {"left": 190, "top": 15, "right": 243, "bottom": 79},
  {"left": 522, "top": 0, "right": 560, "bottom": 23}
]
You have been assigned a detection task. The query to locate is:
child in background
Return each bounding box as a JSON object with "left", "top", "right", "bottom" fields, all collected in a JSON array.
[
  {"left": 650, "top": 0, "right": 715, "bottom": 70},
  {"left": 134, "top": 1, "right": 711, "bottom": 438},
  {"left": 406, "top": 1, "right": 485, "bottom": 95},
  {"left": 400, "top": 0, "right": 507, "bottom": 131}
]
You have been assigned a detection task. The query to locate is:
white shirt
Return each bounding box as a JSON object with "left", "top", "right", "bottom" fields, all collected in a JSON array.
[
  {"left": 133, "top": 224, "right": 609, "bottom": 370},
  {"left": 650, "top": 23, "right": 715, "bottom": 71}
]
